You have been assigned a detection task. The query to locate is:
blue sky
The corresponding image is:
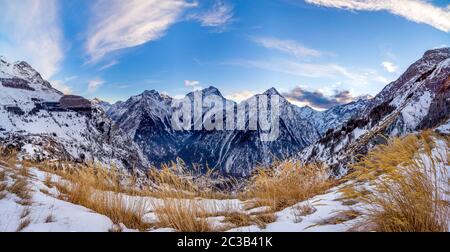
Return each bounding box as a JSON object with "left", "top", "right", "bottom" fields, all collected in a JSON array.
[{"left": 1, "top": 0, "right": 449, "bottom": 109}]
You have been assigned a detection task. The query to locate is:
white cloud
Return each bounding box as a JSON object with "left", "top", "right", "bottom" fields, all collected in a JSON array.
[
  {"left": 88, "top": 78, "right": 105, "bottom": 93},
  {"left": 0, "top": 0, "right": 64, "bottom": 79},
  {"left": 86, "top": 0, "right": 197, "bottom": 62},
  {"left": 381, "top": 61, "right": 398, "bottom": 73},
  {"left": 99, "top": 60, "right": 120, "bottom": 71},
  {"left": 305, "top": 0, "right": 450, "bottom": 32},
  {"left": 190, "top": 0, "right": 234, "bottom": 32},
  {"left": 64, "top": 76, "right": 78, "bottom": 82},
  {"left": 229, "top": 59, "right": 390, "bottom": 86},
  {"left": 252, "top": 37, "right": 322, "bottom": 58},
  {"left": 51, "top": 80, "right": 73, "bottom": 95},
  {"left": 184, "top": 80, "right": 200, "bottom": 87},
  {"left": 225, "top": 90, "right": 255, "bottom": 102}
]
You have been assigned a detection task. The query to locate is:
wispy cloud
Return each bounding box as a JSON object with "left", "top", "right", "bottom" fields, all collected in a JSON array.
[
  {"left": 229, "top": 59, "right": 389, "bottom": 85},
  {"left": 0, "top": 0, "right": 64, "bottom": 79},
  {"left": 283, "top": 86, "right": 368, "bottom": 110},
  {"left": 305, "top": 0, "right": 450, "bottom": 32},
  {"left": 252, "top": 37, "right": 322, "bottom": 58},
  {"left": 190, "top": 0, "right": 234, "bottom": 32},
  {"left": 225, "top": 90, "right": 255, "bottom": 102},
  {"left": 185, "top": 80, "right": 200, "bottom": 87},
  {"left": 184, "top": 80, "right": 202, "bottom": 90},
  {"left": 85, "top": 0, "right": 197, "bottom": 62},
  {"left": 99, "top": 60, "right": 120, "bottom": 71},
  {"left": 88, "top": 78, "right": 105, "bottom": 93},
  {"left": 52, "top": 80, "right": 73, "bottom": 95},
  {"left": 381, "top": 61, "right": 398, "bottom": 73}
]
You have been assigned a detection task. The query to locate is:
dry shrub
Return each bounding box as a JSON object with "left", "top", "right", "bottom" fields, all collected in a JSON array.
[
  {"left": 0, "top": 147, "right": 19, "bottom": 167},
  {"left": 343, "top": 132, "right": 450, "bottom": 232},
  {"left": 221, "top": 211, "right": 276, "bottom": 229},
  {"left": 0, "top": 170, "right": 5, "bottom": 181},
  {"left": 147, "top": 162, "right": 236, "bottom": 199},
  {"left": 151, "top": 199, "right": 212, "bottom": 232},
  {"left": 252, "top": 213, "right": 277, "bottom": 228},
  {"left": 0, "top": 182, "right": 6, "bottom": 192},
  {"left": 223, "top": 212, "right": 253, "bottom": 227},
  {"left": 54, "top": 180, "right": 151, "bottom": 231},
  {"left": 292, "top": 203, "right": 316, "bottom": 223},
  {"left": 20, "top": 207, "right": 31, "bottom": 219},
  {"left": 8, "top": 177, "right": 31, "bottom": 200},
  {"left": 16, "top": 218, "right": 31, "bottom": 232},
  {"left": 35, "top": 162, "right": 128, "bottom": 193},
  {"left": 45, "top": 214, "right": 55, "bottom": 223},
  {"left": 244, "top": 161, "right": 334, "bottom": 211}
]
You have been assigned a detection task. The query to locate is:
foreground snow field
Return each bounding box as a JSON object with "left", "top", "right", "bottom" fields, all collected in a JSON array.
[
  {"left": 0, "top": 133, "right": 448, "bottom": 232},
  {"left": 0, "top": 166, "right": 363, "bottom": 232}
]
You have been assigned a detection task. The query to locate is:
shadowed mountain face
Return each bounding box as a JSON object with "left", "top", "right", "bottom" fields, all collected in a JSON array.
[
  {"left": 2, "top": 47, "right": 448, "bottom": 177},
  {"left": 107, "top": 86, "right": 367, "bottom": 176}
]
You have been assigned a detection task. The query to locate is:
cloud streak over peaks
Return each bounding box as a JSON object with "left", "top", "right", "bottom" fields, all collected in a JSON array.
[
  {"left": 305, "top": 0, "right": 450, "bottom": 32},
  {"left": 190, "top": 0, "right": 234, "bottom": 32},
  {"left": 229, "top": 59, "right": 389, "bottom": 86},
  {"left": 86, "top": 0, "right": 197, "bottom": 62},
  {"left": 88, "top": 78, "right": 105, "bottom": 94},
  {"left": 252, "top": 37, "right": 323, "bottom": 59},
  {"left": 283, "top": 86, "right": 368, "bottom": 110}
]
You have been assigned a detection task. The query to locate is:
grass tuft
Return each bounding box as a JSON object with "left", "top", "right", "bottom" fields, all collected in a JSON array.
[
  {"left": 343, "top": 132, "right": 450, "bottom": 232},
  {"left": 243, "top": 161, "right": 334, "bottom": 211}
]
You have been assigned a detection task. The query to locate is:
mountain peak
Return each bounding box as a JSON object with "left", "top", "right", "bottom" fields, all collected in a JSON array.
[
  {"left": 142, "top": 90, "right": 160, "bottom": 96},
  {"left": 203, "top": 86, "right": 223, "bottom": 97},
  {"left": 423, "top": 47, "right": 450, "bottom": 58},
  {"left": 263, "top": 87, "right": 281, "bottom": 96}
]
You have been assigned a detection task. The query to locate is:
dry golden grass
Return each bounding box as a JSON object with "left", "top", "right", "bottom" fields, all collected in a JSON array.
[
  {"left": 220, "top": 211, "right": 276, "bottom": 229},
  {"left": 0, "top": 169, "right": 7, "bottom": 199},
  {"left": 34, "top": 161, "right": 128, "bottom": 193},
  {"left": 292, "top": 203, "right": 316, "bottom": 223},
  {"left": 0, "top": 147, "right": 19, "bottom": 168},
  {"left": 0, "top": 170, "right": 5, "bottom": 181},
  {"left": 54, "top": 179, "right": 151, "bottom": 231},
  {"left": 252, "top": 213, "right": 277, "bottom": 228},
  {"left": 20, "top": 207, "right": 31, "bottom": 219},
  {"left": 16, "top": 218, "right": 31, "bottom": 232},
  {"left": 147, "top": 162, "right": 236, "bottom": 200},
  {"left": 342, "top": 132, "right": 450, "bottom": 232},
  {"left": 7, "top": 176, "right": 32, "bottom": 201},
  {"left": 222, "top": 212, "right": 253, "bottom": 227},
  {"left": 243, "top": 161, "right": 334, "bottom": 211},
  {"left": 151, "top": 198, "right": 213, "bottom": 232},
  {"left": 45, "top": 214, "right": 55, "bottom": 223}
]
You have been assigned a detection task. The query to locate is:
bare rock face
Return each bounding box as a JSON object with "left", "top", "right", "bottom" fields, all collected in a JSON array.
[
  {"left": 60, "top": 95, "right": 92, "bottom": 109},
  {"left": 298, "top": 47, "right": 450, "bottom": 175}
]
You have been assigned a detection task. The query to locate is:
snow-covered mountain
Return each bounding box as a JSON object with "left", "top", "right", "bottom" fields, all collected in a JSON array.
[
  {"left": 107, "top": 86, "right": 363, "bottom": 175},
  {"left": 0, "top": 57, "right": 148, "bottom": 171},
  {"left": 298, "top": 47, "right": 450, "bottom": 175}
]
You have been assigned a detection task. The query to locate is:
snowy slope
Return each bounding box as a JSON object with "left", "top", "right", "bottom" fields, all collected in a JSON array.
[
  {"left": 0, "top": 57, "right": 148, "bottom": 171},
  {"left": 298, "top": 47, "right": 450, "bottom": 174}
]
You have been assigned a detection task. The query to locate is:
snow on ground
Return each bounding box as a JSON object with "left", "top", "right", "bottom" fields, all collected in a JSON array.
[
  {"left": 437, "top": 120, "right": 450, "bottom": 135},
  {"left": 0, "top": 166, "right": 115, "bottom": 232},
  {"left": 0, "top": 165, "right": 361, "bottom": 232},
  {"left": 228, "top": 185, "right": 364, "bottom": 232},
  {"left": 1, "top": 134, "right": 447, "bottom": 232}
]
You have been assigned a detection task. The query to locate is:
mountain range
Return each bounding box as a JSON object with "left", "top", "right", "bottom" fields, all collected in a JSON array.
[{"left": 1, "top": 48, "right": 449, "bottom": 176}]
